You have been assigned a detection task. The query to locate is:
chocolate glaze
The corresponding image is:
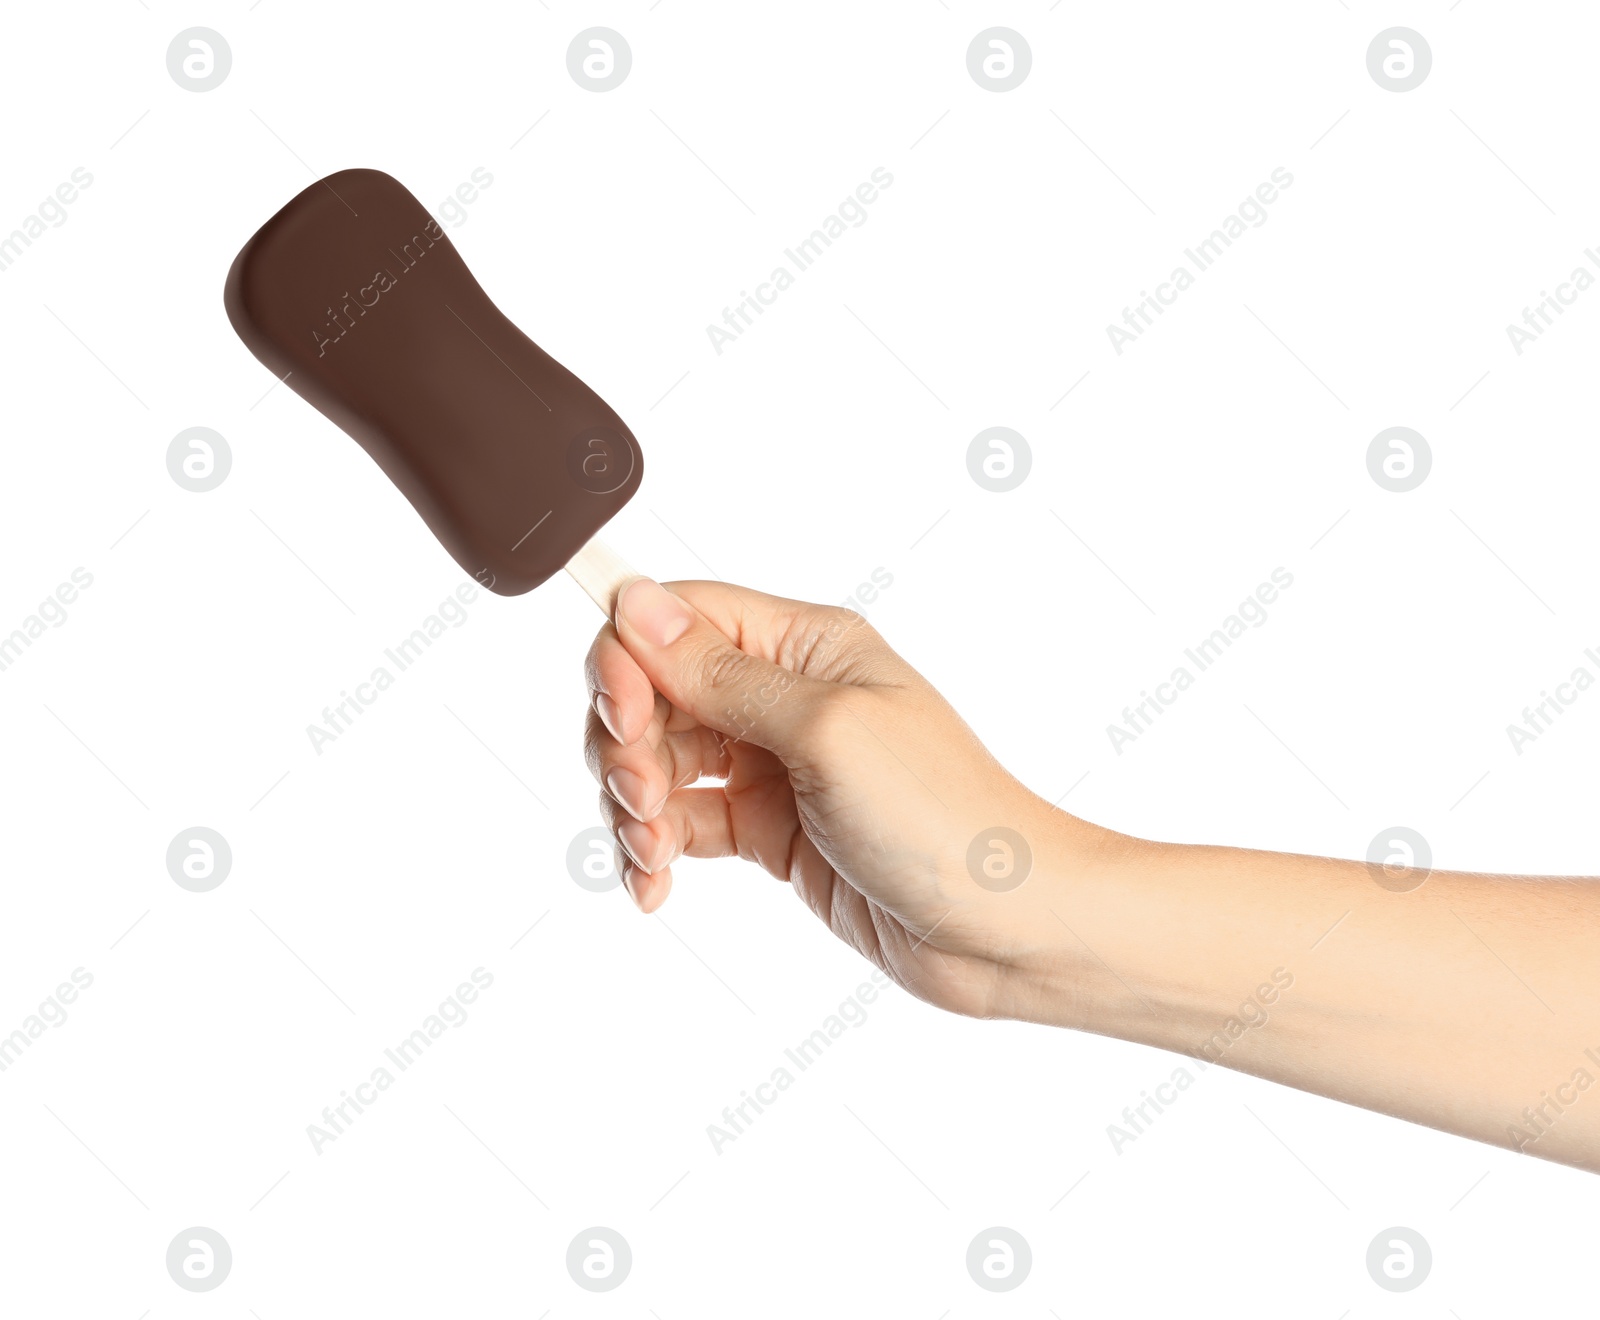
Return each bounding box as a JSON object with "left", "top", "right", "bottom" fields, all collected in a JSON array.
[{"left": 224, "top": 168, "right": 641, "bottom": 596}]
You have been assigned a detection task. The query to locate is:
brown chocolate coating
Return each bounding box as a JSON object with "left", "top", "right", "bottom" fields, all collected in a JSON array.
[{"left": 224, "top": 168, "right": 641, "bottom": 596}]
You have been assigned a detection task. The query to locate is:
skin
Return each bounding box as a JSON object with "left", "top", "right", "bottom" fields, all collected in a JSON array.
[{"left": 585, "top": 578, "right": 1600, "bottom": 1175}]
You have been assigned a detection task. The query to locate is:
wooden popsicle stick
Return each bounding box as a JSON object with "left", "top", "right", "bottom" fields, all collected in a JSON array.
[{"left": 564, "top": 536, "right": 638, "bottom": 618}]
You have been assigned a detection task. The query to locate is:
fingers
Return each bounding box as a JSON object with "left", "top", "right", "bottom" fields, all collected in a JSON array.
[
  {"left": 601, "top": 785, "right": 739, "bottom": 871},
  {"left": 584, "top": 623, "right": 656, "bottom": 746},
  {"left": 623, "top": 863, "right": 671, "bottom": 914},
  {"left": 586, "top": 576, "right": 913, "bottom": 914},
  {"left": 583, "top": 704, "right": 730, "bottom": 823},
  {"left": 611, "top": 578, "right": 839, "bottom": 755},
  {"left": 603, "top": 786, "right": 740, "bottom": 915}
]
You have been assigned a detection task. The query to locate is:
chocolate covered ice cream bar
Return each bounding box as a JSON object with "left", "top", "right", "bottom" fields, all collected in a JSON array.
[{"left": 225, "top": 168, "right": 639, "bottom": 610}]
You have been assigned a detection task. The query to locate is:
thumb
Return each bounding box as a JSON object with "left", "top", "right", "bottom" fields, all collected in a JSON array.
[{"left": 613, "top": 577, "right": 830, "bottom": 754}]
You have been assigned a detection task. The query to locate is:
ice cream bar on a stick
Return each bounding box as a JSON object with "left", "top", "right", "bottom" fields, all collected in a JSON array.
[{"left": 224, "top": 168, "right": 641, "bottom": 613}]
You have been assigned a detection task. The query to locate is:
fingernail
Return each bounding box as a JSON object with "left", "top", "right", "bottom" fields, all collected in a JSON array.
[
  {"left": 618, "top": 818, "right": 671, "bottom": 873},
  {"left": 616, "top": 819, "right": 652, "bottom": 871},
  {"left": 595, "top": 693, "right": 624, "bottom": 743},
  {"left": 622, "top": 864, "right": 644, "bottom": 911},
  {"left": 619, "top": 578, "right": 691, "bottom": 647},
  {"left": 605, "top": 766, "right": 651, "bottom": 821}
]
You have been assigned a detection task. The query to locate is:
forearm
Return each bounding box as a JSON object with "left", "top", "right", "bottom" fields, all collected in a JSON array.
[
  {"left": 583, "top": 580, "right": 1600, "bottom": 1170},
  {"left": 1016, "top": 818, "right": 1600, "bottom": 1173}
]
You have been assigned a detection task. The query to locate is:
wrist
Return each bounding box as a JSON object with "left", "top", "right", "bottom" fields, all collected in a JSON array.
[{"left": 989, "top": 811, "right": 1187, "bottom": 1037}]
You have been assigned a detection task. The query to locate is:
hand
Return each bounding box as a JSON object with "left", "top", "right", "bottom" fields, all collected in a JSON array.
[
  {"left": 584, "top": 580, "right": 1600, "bottom": 1174},
  {"left": 583, "top": 578, "right": 1114, "bottom": 1021}
]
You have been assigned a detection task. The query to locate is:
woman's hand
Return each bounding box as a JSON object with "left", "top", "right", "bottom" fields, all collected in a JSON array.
[
  {"left": 583, "top": 578, "right": 1122, "bottom": 1022},
  {"left": 584, "top": 579, "right": 1600, "bottom": 1174}
]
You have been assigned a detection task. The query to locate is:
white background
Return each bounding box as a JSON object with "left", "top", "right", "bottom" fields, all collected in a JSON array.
[{"left": 2, "top": 0, "right": 1597, "bottom": 1314}]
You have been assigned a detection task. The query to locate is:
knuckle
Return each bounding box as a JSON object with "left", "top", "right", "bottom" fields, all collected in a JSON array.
[
  {"left": 812, "top": 606, "right": 871, "bottom": 654},
  {"left": 819, "top": 604, "right": 864, "bottom": 632},
  {"left": 672, "top": 804, "right": 695, "bottom": 862},
  {"left": 796, "top": 607, "right": 893, "bottom": 681},
  {"left": 659, "top": 736, "right": 694, "bottom": 793},
  {"left": 582, "top": 709, "right": 611, "bottom": 782},
  {"left": 692, "top": 642, "right": 752, "bottom": 695}
]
